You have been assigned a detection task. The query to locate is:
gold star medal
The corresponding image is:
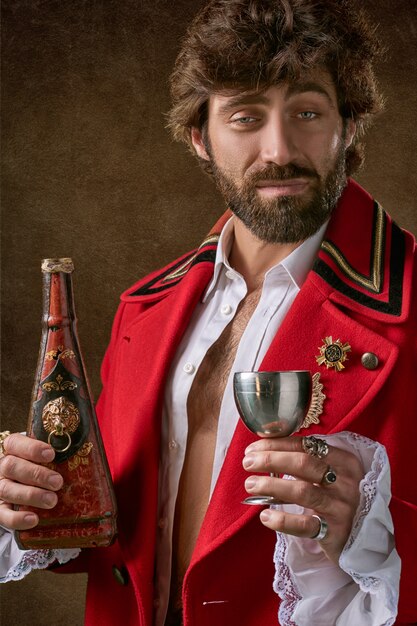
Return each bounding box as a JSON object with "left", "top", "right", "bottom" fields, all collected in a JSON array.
[{"left": 316, "top": 336, "right": 351, "bottom": 372}]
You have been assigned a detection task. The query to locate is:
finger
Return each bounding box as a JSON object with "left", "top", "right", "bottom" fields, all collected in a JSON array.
[
  {"left": 259, "top": 508, "right": 325, "bottom": 540},
  {"left": 0, "top": 455, "right": 63, "bottom": 491},
  {"left": 0, "top": 503, "right": 39, "bottom": 531},
  {"left": 0, "top": 478, "right": 59, "bottom": 510},
  {"left": 244, "top": 474, "right": 351, "bottom": 517},
  {"left": 1, "top": 433, "right": 55, "bottom": 464},
  {"left": 243, "top": 450, "right": 328, "bottom": 484},
  {"left": 244, "top": 437, "right": 363, "bottom": 480}
]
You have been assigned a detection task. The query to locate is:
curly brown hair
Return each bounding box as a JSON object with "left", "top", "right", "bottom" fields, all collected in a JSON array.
[{"left": 167, "top": 0, "right": 384, "bottom": 175}]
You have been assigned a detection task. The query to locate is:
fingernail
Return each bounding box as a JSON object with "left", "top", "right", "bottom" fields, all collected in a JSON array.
[
  {"left": 24, "top": 514, "right": 37, "bottom": 525},
  {"left": 245, "top": 477, "right": 258, "bottom": 490},
  {"left": 260, "top": 510, "right": 272, "bottom": 522},
  {"left": 242, "top": 454, "right": 255, "bottom": 469},
  {"left": 48, "top": 474, "right": 63, "bottom": 489},
  {"left": 42, "top": 493, "right": 57, "bottom": 507},
  {"left": 245, "top": 443, "right": 257, "bottom": 454},
  {"left": 41, "top": 448, "right": 55, "bottom": 462}
]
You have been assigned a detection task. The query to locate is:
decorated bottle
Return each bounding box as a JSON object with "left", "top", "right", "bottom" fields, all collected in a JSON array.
[{"left": 16, "top": 258, "right": 117, "bottom": 549}]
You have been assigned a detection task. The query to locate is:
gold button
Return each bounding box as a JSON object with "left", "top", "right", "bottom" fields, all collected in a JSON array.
[
  {"left": 112, "top": 565, "right": 129, "bottom": 586},
  {"left": 361, "top": 352, "right": 379, "bottom": 370}
]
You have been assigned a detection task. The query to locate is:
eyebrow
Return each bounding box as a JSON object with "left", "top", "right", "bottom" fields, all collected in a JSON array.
[
  {"left": 285, "top": 81, "right": 334, "bottom": 105},
  {"left": 216, "top": 93, "right": 270, "bottom": 116},
  {"left": 216, "top": 80, "right": 335, "bottom": 116}
]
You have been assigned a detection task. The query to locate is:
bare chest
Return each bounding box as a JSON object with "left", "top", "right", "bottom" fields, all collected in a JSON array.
[
  {"left": 170, "top": 287, "right": 263, "bottom": 603},
  {"left": 188, "top": 286, "right": 263, "bottom": 424}
]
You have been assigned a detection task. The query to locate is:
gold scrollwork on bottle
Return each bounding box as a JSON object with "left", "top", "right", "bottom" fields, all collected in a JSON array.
[
  {"left": 68, "top": 442, "right": 94, "bottom": 470},
  {"left": 42, "top": 396, "right": 80, "bottom": 452},
  {"left": 42, "top": 374, "right": 77, "bottom": 392},
  {"left": 45, "top": 345, "right": 76, "bottom": 361}
]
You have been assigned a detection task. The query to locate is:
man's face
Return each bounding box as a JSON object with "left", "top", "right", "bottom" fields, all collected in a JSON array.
[{"left": 192, "top": 71, "right": 356, "bottom": 243}]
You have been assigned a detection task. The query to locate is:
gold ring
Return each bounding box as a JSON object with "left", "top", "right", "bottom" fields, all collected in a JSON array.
[
  {"left": 47, "top": 430, "right": 72, "bottom": 453},
  {"left": 0, "top": 431, "right": 11, "bottom": 457}
]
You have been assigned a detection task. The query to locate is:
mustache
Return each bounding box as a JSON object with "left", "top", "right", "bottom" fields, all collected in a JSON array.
[{"left": 246, "top": 164, "right": 319, "bottom": 183}]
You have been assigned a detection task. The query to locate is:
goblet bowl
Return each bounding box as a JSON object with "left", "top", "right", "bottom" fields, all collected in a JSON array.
[{"left": 233, "top": 371, "right": 312, "bottom": 437}]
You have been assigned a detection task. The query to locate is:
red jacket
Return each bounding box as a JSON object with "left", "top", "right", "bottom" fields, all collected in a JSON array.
[{"left": 64, "top": 179, "right": 417, "bottom": 625}]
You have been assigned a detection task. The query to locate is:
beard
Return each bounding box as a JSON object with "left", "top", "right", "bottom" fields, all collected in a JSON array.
[{"left": 207, "top": 141, "right": 348, "bottom": 244}]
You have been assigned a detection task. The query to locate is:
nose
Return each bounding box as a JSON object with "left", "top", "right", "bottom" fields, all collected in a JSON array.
[{"left": 259, "top": 116, "right": 298, "bottom": 166}]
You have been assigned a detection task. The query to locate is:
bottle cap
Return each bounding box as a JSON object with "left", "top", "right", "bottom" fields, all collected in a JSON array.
[{"left": 41, "top": 258, "right": 74, "bottom": 273}]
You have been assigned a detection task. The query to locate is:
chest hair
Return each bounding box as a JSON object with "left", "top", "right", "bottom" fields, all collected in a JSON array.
[{"left": 168, "top": 286, "right": 262, "bottom": 610}]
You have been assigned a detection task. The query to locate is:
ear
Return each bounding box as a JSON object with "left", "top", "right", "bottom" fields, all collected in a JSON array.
[
  {"left": 345, "top": 118, "right": 357, "bottom": 148},
  {"left": 191, "top": 127, "right": 210, "bottom": 161}
]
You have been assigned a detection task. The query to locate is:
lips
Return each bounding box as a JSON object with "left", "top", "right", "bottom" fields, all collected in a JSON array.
[{"left": 255, "top": 179, "right": 309, "bottom": 196}]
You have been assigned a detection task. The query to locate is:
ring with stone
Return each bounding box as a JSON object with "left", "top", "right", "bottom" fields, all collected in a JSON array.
[
  {"left": 302, "top": 435, "right": 329, "bottom": 459},
  {"left": 311, "top": 514, "right": 328, "bottom": 540},
  {"left": 321, "top": 466, "right": 337, "bottom": 485}
]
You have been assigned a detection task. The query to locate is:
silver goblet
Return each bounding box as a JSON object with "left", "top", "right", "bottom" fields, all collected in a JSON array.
[{"left": 234, "top": 371, "right": 312, "bottom": 505}]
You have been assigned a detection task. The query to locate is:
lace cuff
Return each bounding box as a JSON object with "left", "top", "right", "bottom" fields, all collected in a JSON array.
[
  {"left": 273, "top": 431, "right": 401, "bottom": 626},
  {"left": 0, "top": 527, "right": 80, "bottom": 583}
]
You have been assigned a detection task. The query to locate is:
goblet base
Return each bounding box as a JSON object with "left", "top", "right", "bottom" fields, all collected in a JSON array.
[{"left": 242, "top": 495, "right": 282, "bottom": 506}]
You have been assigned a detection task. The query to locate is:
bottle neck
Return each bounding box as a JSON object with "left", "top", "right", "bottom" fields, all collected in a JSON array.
[{"left": 42, "top": 271, "right": 76, "bottom": 329}]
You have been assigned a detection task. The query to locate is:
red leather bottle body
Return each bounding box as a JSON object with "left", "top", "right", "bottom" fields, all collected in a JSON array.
[{"left": 16, "top": 258, "right": 117, "bottom": 549}]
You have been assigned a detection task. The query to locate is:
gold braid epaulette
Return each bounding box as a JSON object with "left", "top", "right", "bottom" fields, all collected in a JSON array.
[{"left": 162, "top": 234, "right": 220, "bottom": 283}]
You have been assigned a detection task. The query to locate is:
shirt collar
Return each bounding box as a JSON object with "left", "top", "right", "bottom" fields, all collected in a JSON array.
[
  {"left": 202, "top": 216, "right": 327, "bottom": 301},
  {"left": 277, "top": 219, "right": 328, "bottom": 288}
]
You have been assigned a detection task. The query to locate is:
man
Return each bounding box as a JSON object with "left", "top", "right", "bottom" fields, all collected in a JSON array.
[{"left": 0, "top": 1, "right": 416, "bottom": 625}]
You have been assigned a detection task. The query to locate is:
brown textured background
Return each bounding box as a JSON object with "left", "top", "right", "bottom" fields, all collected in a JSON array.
[{"left": 1, "top": 1, "right": 416, "bottom": 624}]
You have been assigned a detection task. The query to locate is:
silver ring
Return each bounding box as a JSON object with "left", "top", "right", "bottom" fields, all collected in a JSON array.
[
  {"left": 311, "top": 514, "right": 328, "bottom": 540},
  {"left": 321, "top": 466, "right": 337, "bottom": 485},
  {"left": 302, "top": 435, "right": 329, "bottom": 459}
]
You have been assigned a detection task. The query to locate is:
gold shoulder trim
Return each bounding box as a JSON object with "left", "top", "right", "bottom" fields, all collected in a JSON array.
[
  {"left": 320, "top": 203, "right": 385, "bottom": 294},
  {"left": 162, "top": 234, "right": 220, "bottom": 283}
]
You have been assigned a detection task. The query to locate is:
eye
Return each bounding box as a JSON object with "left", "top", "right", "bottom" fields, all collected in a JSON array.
[
  {"left": 298, "top": 111, "right": 317, "bottom": 120},
  {"left": 230, "top": 115, "right": 258, "bottom": 125}
]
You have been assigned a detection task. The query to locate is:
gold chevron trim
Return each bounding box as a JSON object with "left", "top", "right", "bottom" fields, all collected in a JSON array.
[
  {"left": 162, "top": 234, "right": 220, "bottom": 282},
  {"left": 320, "top": 203, "right": 385, "bottom": 294}
]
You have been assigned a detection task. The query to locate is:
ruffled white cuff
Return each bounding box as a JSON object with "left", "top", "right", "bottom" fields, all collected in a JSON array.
[
  {"left": 0, "top": 527, "right": 80, "bottom": 583},
  {"left": 273, "top": 431, "right": 400, "bottom": 626}
]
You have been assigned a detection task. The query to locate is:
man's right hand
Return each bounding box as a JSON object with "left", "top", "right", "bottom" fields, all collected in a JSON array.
[{"left": 0, "top": 433, "right": 63, "bottom": 531}]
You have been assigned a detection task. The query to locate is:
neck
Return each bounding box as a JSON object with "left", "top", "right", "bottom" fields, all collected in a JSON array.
[{"left": 229, "top": 218, "right": 301, "bottom": 292}]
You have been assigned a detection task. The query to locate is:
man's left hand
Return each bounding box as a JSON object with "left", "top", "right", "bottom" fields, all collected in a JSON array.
[{"left": 242, "top": 436, "right": 364, "bottom": 564}]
